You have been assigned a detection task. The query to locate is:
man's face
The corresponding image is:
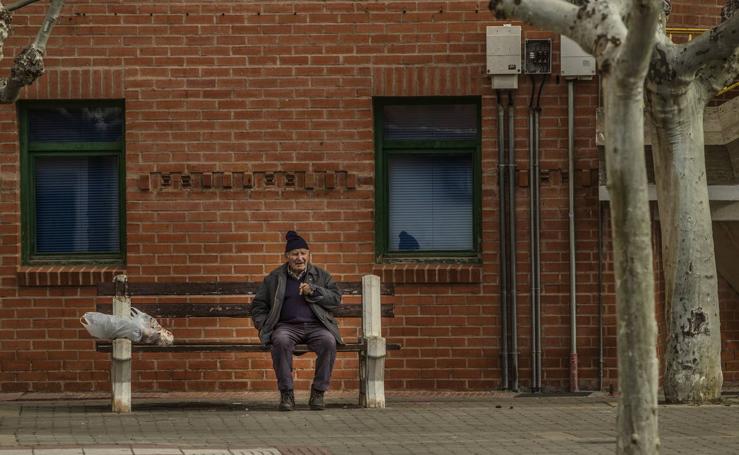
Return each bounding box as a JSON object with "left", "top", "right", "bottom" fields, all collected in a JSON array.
[{"left": 286, "top": 248, "right": 310, "bottom": 272}]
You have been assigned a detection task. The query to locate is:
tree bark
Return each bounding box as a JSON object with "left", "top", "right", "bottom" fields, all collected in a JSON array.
[
  {"left": 644, "top": 4, "right": 739, "bottom": 404},
  {"left": 645, "top": 27, "right": 730, "bottom": 400},
  {"left": 605, "top": 70, "right": 660, "bottom": 455},
  {"left": 606, "top": 6, "right": 661, "bottom": 452},
  {"left": 489, "top": 1, "right": 661, "bottom": 452},
  {"left": 648, "top": 84, "right": 723, "bottom": 403}
]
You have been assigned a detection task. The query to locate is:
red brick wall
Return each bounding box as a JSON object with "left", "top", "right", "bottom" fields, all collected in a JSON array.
[
  {"left": 0, "top": 0, "right": 736, "bottom": 394},
  {"left": 670, "top": 0, "right": 726, "bottom": 27},
  {"left": 719, "top": 277, "right": 739, "bottom": 385}
]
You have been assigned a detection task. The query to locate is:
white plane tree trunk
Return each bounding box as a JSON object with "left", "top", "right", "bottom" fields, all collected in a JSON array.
[
  {"left": 489, "top": 1, "right": 661, "bottom": 453},
  {"left": 605, "top": 71, "right": 661, "bottom": 455},
  {"left": 646, "top": 4, "right": 739, "bottom": 403},
  {"left": 649, "top": 87, "right": 722, "bottom": 403}
]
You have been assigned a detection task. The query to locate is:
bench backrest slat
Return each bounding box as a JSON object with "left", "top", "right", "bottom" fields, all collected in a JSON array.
[
  {"left": 96, "top": 281, "right": 395, "bottom": 297},
  {"left": 94, "top": 302, "right": 395, "bottom": 318}
]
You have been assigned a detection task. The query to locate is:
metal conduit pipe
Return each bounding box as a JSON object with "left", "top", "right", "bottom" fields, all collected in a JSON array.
[
  {"left": 534, "top": 76, "right": 546, "bottom": 391},
  {"left": 534, "top": 101, "right": 542, "bottom": 392},
  {"left": 497, "top": 91, "right": 509, "bottom": 390},
  {"left": 567, "top": 79, "right": 579, "bottom": 392},
  {"left": 528, "top": 77, "right": 542, "bottom": 392},
  {"left": 528, "top": 76, "right": 547, "bottom": 392},
  {"left": 528, "top": 85, "right": 537, "bottom": 392},
  {"left": 598, "top": 201, "right": 605, "bottom": 391},
  {"left": 507, "top": 92, "right": 519, "bottom": 391}
]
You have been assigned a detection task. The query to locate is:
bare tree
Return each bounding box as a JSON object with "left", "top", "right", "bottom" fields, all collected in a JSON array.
[
  {"left": 489, "top": 0, "right": 661, "bottom": 453},
  {"left": 0, "top": 0, "right": 65, "bottom": 103},
  {"left": 647, "top": 1, "right": 739, "bottom": 403}
]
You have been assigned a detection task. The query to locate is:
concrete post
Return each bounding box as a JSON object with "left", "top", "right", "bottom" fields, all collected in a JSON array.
[
  {"left": 359, "top": 274, "right": 386, "bottom": 408},
  {"left": 111, "top": 274, "right": 131, "bottom": 413}
]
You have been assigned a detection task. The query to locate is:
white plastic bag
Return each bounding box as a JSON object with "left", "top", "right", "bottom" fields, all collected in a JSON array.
[
  {"left": 130, "top": 307, "right": 174, "bottom": 346},
  {"left": 81, "top": 307, "right": 173, "bottom": 346},
  {"left": 80, "top": 312, "right": 143, "bottom": 341}
]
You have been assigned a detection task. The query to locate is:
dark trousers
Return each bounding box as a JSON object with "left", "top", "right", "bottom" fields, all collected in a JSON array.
[{"left": 271, "top": 321, "right": 337, "bottom": 392}]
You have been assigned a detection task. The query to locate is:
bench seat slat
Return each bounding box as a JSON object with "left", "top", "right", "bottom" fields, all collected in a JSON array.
[
  {"left": 94, "top": 303, "right": 395, "bottom": 318},
  {"left": 95, "top": 342, "right": 402, "bottom": 353},
  {"left": 97, "top": 281, "right": 395, "bottom": 297}
]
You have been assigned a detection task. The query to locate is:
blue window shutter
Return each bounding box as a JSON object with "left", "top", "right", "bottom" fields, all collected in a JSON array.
[
  {"left": 388, "top": 154, "right": 473, "bottom": 251},
  {"left": 383, "top": 104, "right": 478, "bottom": 141},
  {"left": 34, "top": 155, "right": 120, "bottom": 254},
  {"left": 28, "top": 107, "right": 123, "bottom": 143}
]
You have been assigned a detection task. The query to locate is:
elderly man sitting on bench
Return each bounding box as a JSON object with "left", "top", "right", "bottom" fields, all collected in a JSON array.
[{"left": 250, "top": 231, "right": 343, "bottom": 411}]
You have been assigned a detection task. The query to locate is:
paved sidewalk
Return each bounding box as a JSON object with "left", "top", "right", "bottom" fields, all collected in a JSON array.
[{"left": 0, "top": 391, "right": 738, "bottom": 454}]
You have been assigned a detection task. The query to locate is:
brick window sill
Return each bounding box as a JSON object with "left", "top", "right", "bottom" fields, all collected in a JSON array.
[
  {"left": 372, "top": 264, "right": 482, "bottom": 284},
  {"left": 17, "top": 266, "right": 125, "bottom": 287}
]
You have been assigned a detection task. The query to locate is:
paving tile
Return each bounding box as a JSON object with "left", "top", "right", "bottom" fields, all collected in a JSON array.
[
  {"left": 0, "top": 435, "right": 18, "bottom": 446},
  {"left": 83, "top": 449, "right": 134, "bottom": 455},
  {"left": 34, "top": 450, "right": 84, "bottom": 455},
  {"left": 131, "top": 450, "right": 182, "bottom": 455},
  {"left": 0, "top": 392, "right": 736, "bottom": 454}
]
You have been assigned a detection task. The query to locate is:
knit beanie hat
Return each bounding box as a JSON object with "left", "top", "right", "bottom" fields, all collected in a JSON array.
[{"left": 285, "top": 230, "right": 309, "bottom": 252}]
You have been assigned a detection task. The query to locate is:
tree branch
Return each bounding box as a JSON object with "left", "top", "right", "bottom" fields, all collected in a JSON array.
[
  {"left": 0, "top": 0, "right": 64, "bottom": 103},
  {"left": 488, "top": 0, "right": 578, "bottom": 32},
  {"left": 673, "top": 12, "right": 739, "bottom": 86},
  {"left": 0, "top": 5, "right": 11, "bottom": 62},
  {"left": 615, "top": 0, "right": 663, "bottom": 89},
  {"left": 697, "top": 49, "right": 739, "bottom": 99},
  {"left": 489, "top": 0, "right": 627, "bottom": 74},
  {"left": 7, "top": 0, "right": 43, "bottom": 12},
  {"left": 32, "top": 0, "right": 63, "bottom": 52},
  {"left": 698, "top": 12, "right": 739, "bottom": 97}
]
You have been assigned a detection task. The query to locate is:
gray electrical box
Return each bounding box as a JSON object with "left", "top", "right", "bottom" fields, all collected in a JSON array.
[
  {"left": 486, "top": 25, "right": 521, "bottom": 89},
  {"left": 524, "top": 39, "right": 552, "bottom": 74},
  {"left": 560, "top": 36, "right": 596, "bottom": 78}
]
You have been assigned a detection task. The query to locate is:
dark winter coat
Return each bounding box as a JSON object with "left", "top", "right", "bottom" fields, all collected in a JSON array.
[{"left": 250, "top": 263, "right": 343, "bottom": 346}]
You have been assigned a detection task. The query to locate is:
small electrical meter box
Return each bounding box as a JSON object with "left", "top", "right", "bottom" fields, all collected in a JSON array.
[
  {"left": 486, "top": 24, "right": 521, "bottom": 89},
  {"left": 560, "top": 36, "right": 596, "bottom": 78},
  {"left": 524, "top": 39, "right": 552, "bottom": 74}
]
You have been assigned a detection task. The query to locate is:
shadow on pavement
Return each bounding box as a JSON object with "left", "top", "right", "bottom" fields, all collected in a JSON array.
[{"left": 17, "top": 400, "right": 362, "bottom": 413}]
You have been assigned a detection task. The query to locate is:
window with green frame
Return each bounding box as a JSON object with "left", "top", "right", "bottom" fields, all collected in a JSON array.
[
  {"left": 19, "top": 101, "right": 126, "bottom": 265},
  {"left": 374, "top": 97, "right": 481, "bottom": 260}
]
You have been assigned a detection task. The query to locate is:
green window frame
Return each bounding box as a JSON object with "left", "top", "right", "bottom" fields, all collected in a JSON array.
[
  {"left": 374, "top": 96, "right": 482, "bottom": 261},
  {"left": 19, "top": 100, "right": 126, "bottom": 265}
]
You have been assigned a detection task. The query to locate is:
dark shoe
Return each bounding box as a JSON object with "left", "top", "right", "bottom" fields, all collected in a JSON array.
[
  {"left": 309, "top": 388, "right": 325, "bottom": 410},
  {"left": 279, "top": 390, "right": 295, "bottom": 411}
]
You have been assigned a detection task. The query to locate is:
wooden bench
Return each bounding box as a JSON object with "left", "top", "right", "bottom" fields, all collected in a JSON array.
[{"left": 95, "top": 274, "right": 399, "bottom": 412}]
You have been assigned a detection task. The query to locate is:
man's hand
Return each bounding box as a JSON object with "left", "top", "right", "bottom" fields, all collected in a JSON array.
[{"left": 299, "top": 282, "right": 314, "bottom": 296}]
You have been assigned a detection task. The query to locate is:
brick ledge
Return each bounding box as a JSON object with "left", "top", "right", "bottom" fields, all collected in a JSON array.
[
  {"left": 17, "top": 266, "right": 125, "bottom": 287},
  {"left": 372, "top": 264, "right": 482, "bottom": 284}
]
